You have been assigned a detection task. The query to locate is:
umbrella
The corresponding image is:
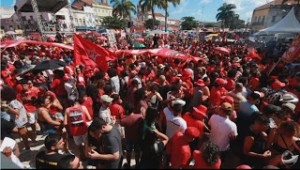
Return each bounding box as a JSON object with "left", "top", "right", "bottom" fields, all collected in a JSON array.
[
  {"left": 133, "top": 42, "right": 146, "bottom": 49},
  {"left": 246, "top": 52, "right": 262, "bottom": 60},
  {"left": 6, "top": 31, "right": 17, "bottom": 35},
  {"left": 214, "top": 47, "right": 230, "bottom": 54},
  {"left": 135, "top": 37, "right": 144, "bottom": 42},
  {"left": 132, "top": 33, "right": 142, "bottom": 38},
  {"left": 32, "top": 60, "right": 67, "bottom": 72},
  {"left": 14, "top": 65, "right": 35, "bottom": 76}
]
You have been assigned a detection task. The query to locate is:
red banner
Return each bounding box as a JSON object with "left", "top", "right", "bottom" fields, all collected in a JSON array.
[
  {"left": 116, "top": 48, "right": 203, "bottom": 62},
  {"left": 0, "top": 40, "right": 74, "bottom": 50}
]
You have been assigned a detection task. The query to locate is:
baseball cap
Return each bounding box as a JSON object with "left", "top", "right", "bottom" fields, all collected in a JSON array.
[
  {"left": 271, "top": 79, "right": 286, "bottom": 89},
  {"left": 195, "top": 79, "right": 205, "bottom": 87},
  {"left": 221, "top": 96, "right": 234, "bottom": 104},
  {"left": 101, "top": 95, "right": 113, "bottom": 103},
  {"left": 172, "top": 98, "right": 186, "bottom": 107},
  {"left": 282, "top": 103, "right": 296, "bottom": 113},
  {"left": 236, "top": 165, "right": 252, "bottom": 169},
  {"left": 215, "top": 78, "right": 227, "bottom": 86},
  {"left": 250, "top": 91, "right": 264, "bottom": 100}
]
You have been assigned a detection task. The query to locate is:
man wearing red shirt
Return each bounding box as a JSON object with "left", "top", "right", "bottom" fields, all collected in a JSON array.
[
  {"left": 50, "top": 71, "right": 67, "bottom": 104},
  {"left": 183, "top": 105, "right": 208, "bottom": 139},
  {"left": 210, "top": 78, "right": 228, "bottom": 106},
  {"left": 109, "top": 94, "right": 125, "bottom": 121},
  {"left": 169, "top": 127, "right": 200, "bottom": 169},
  {"left": 64, "top": 100, "right": 91, "bottom": 159},
  {"left": 79, "top": 91, "right": 94, "bottom": 119}
]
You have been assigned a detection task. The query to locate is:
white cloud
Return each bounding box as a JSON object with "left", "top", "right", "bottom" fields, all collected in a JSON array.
[{"left": 199, "top": 0, "right": 213, "bottom": 4}]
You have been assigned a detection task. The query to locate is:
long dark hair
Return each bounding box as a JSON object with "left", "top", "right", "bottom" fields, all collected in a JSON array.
[{"left": 201, "top": 141, "right": 220, "bottom": 166}]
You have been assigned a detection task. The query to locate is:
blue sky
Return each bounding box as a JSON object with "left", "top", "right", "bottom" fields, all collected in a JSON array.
[{"left": 1, "top": 0, "right": 271, "bottom": 22}]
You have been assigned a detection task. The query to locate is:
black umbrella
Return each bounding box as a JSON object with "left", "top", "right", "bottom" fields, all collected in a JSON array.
[
  {"left": 14, "top": 65, "right": 35, "bottom": 76},
  {"left": 32, "top": 60, "right": 67, "bottom": 72}
]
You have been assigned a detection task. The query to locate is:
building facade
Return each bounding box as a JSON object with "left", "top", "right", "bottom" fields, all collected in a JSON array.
[
  {"left": 251, "top": 0, "right": 300, "bottom": 31},
  {"left": 92, "top": 1, "right": 113, "bottom": 28}
]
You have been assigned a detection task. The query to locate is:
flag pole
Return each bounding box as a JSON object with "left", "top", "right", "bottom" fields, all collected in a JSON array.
[{"left": 268, "top": 57, "right": 282, "bottom": 76}]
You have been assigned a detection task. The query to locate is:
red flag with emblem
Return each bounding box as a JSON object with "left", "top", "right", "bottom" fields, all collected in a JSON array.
[{"left": 74, "top": 34, "right": 114, "bottom": 71}]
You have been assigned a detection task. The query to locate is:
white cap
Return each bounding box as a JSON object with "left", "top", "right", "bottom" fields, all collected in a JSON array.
[
  {"left": 101, "top": 95, "right": 113, "bottom": 103},
  {"left": 172, "top": 99, "right": 186, "bottom": 107},
  {"left": 282, "top": 103, "right": 296, "bottom": 112}
]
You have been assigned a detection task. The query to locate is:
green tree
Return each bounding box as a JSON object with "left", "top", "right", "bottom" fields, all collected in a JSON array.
[
  {"left": 110, "top": 0, "right": 136, "bottom": 20},
  {"left": 162, "top": 0, "right": 181, "bottom": 32},
  {"left": 229, "top": 14, "right": 245, "bottom": 29},
  {"left": 216, "top": 3, "right": 236, "bottom": 30},
  {"left": 140, "top": 0, "right": 165, "bottom": 29},
  {"left": 204, "top": 23, "right": 215, "bottom": 27},
  {"left": 101, "top": 16, "right": 126, "bottom": 29},
  {"left": 180, "top": 16, "right": 198, "bottom": 30},
  {"left": 144, "top": 19, "right": 160, "bottom": 29}
]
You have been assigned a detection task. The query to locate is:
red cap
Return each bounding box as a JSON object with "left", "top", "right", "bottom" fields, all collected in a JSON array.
[
  {"left": 271, "top": 79, "right": 286, "bottom": 89},
  {"left": 183, "top": 68, "right": 192, "bottom": 78},
  {"left": 184, "top": 127, "right": 200, "bottom": 138},
  {"left": 221, "top": 96, "right": 234, "bottom": 104},
  {"left": 195, "top": 79, "right": 205, "bottom": 87},
  {"left": 236, "top": 165, "right": 252, "bottom": 169},
  {"left": 192, "top": 105, "right": 208, "bottom": 118},
  {"left": 232, "top": 63, "right": 241, "bottom": 68},
  {"left": 215, "top": 78, "right": 227, "bottom": 86}
]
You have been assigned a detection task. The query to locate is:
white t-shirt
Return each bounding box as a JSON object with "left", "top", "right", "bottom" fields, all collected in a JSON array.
[
  {"left": 208, "top": 114, "right": 238, "bottom": 151},
  {"left": 164, "top": 107, "right": 187, "bottom": 138},
  {"left": 9, "top": 100, "right": 28, "bottom": 128},
  {"left": 110, "top": 76, "right": 120, "bottom": 94},
  {"left": 98, "top": 106, "right": 112, "bottom": 124}
]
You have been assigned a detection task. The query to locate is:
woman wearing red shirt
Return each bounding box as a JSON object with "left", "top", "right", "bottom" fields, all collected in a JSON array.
[{"left": 193, "top": 141, "right": 221, "bottom": 169}]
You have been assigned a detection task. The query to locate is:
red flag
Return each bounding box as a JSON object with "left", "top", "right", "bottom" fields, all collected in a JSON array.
[{"left": 74, "top": 34, "right": 114, "bottom": 71}]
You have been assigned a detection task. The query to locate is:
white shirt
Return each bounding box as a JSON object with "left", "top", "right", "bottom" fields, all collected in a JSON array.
[
  {"left": 110, "top": 76, "right": 120, "bottom": 94},
  {"left": 98, "top": 106, "right": 112, "bottom": 124},
  {"left": 163, "top": 107, "right": 187, "bottom": 138},
  {"left": 9, "top": 100, "right": 28, "bottom": 128},
  {"left": 208, "top": 114, "right": 237, "bottom": 151}
]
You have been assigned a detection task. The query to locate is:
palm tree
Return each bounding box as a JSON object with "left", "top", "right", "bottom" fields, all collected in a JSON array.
[
  {"left": 216, "top": 3, "right": 236, "bottom": 30},
  {"left": 140, "top": 0, "right": 165, "bottom": 29},
  {"left": 162, "top": 0, "right": 181, "bottom": 32},
  {"left": 110, "top": 0, "right": 136, "bottom": 20}
]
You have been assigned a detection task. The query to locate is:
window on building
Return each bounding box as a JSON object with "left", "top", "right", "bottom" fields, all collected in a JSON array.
[
  {"left": 261, "top": 16, "right": 265, "bottom": 24},
  {"left": 271, "top": 16, "right": 276, "bottom": 23}
]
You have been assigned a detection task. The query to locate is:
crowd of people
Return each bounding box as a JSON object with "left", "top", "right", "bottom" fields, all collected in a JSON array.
[{"left": 1, "top": 31, "right": 300, "bottom": 169}]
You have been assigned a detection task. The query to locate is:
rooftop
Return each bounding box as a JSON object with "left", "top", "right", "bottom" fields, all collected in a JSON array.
[{"left": 255, "top": 0, "right": 299, "bottom": 11}]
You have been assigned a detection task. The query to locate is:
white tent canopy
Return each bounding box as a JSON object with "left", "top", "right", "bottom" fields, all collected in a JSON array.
[{"left": 260, "top": 7, "right": 300, "bottom": 33}]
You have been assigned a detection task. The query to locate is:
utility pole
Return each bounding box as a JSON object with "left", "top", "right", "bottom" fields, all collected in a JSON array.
[
  {"left": 30, "top": 0, "right": 46, "bottom": 41},
  {"left": 67, "top": 0, "right": 76, "bottom": 33}
]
